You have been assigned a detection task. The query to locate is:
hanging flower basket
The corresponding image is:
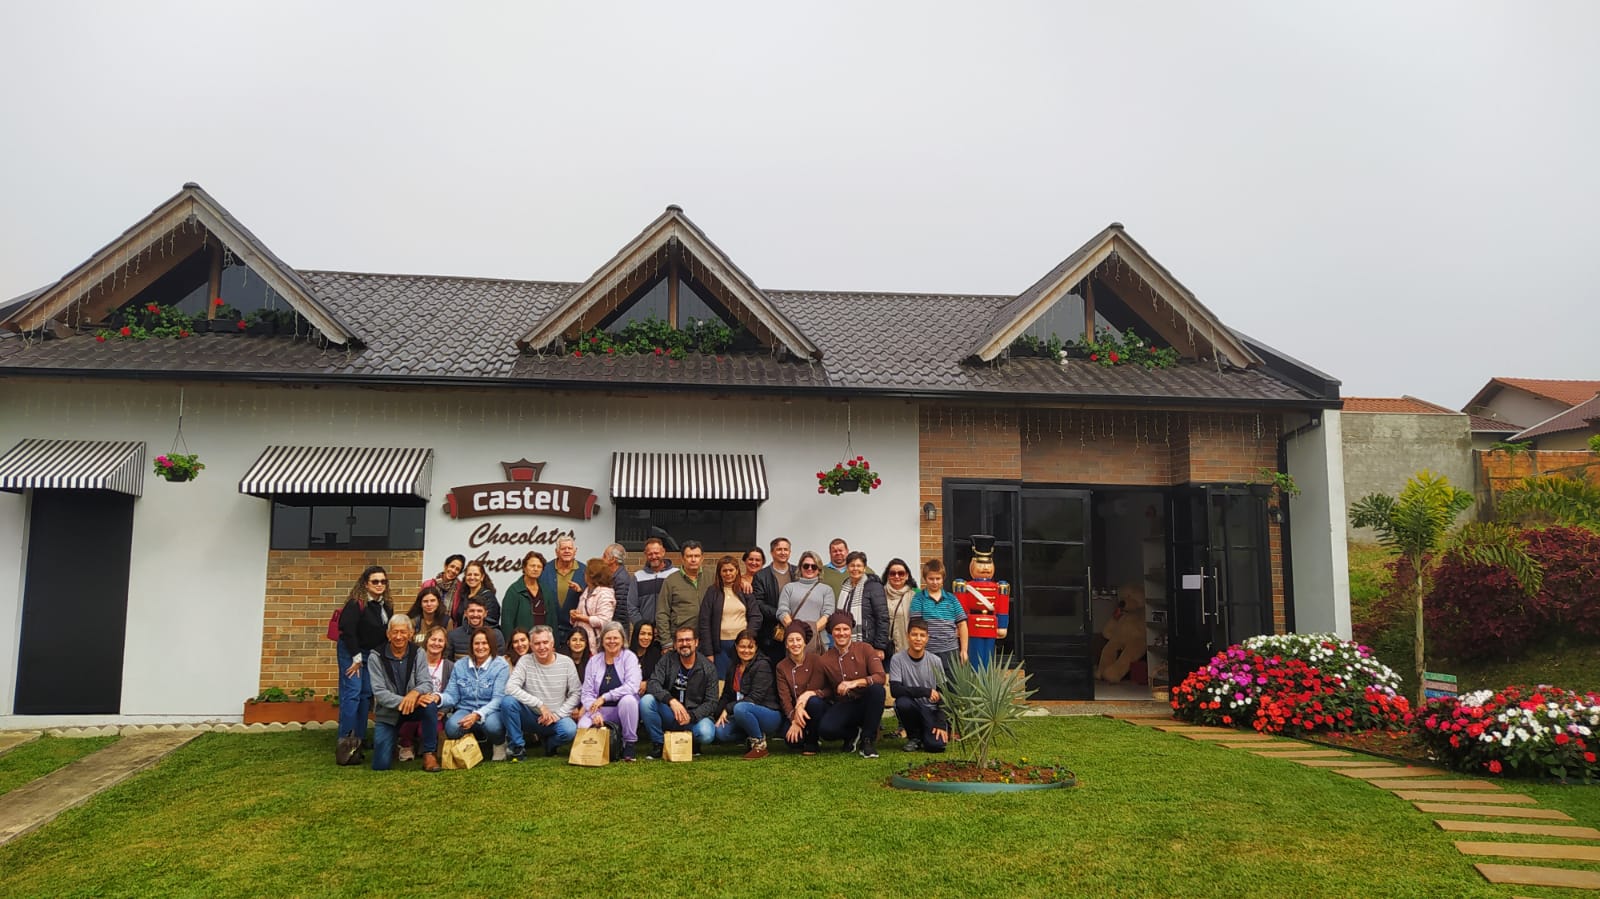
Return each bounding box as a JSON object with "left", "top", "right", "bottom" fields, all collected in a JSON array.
[
  {"left": 154, "top": 453, "right": 205, "bottom": 483},
  {"left": 817, "top": 456, "right": 881, "bottom": 495}
]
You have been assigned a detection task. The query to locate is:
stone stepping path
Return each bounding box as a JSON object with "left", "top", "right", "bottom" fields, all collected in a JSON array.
[
  {"left": 1474, "top": 863, "right": 1600, "bottom": 889},
  {"left": 1437, "top": 820, "right": 1600, "bottom": 839},
  {"left": 0, "top": 732, "right": 195, "bottom": 846},
  {"left": 1398, "top": 791, "right": 1535, "bottom": 805},
  {"left": 1457, "top": 841, "right": 1600, "bottom": 862},
  {"left": 1120, "top": 715, "right": 1600, "bottom": 889},
  {"left": 1415, "top": 803, "right": 1571, "bottom": 821},
  {"left": 0, "top": 732, "right": 42, "bottom": 756}
]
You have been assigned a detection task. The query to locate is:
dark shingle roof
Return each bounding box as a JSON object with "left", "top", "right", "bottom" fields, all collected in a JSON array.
[{"left": 0, "top": 271, "right": 1325, "bottom": 405}]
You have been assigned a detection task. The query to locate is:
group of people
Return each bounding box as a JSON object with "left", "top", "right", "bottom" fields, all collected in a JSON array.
[{"left": 333, "top": 533, "right": 1012, "bottom": 771}]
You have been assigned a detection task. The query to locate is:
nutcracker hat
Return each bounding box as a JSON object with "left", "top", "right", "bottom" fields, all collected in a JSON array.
[{"left": 970, "top": 534, "right": 996, "bottom": 561}]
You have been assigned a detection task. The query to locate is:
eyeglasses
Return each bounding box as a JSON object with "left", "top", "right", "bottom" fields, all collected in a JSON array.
[{"left": 368, "top": 578, "right": 387, "bottom": 585}]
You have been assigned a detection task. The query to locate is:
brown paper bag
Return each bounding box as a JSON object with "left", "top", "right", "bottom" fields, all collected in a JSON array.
[
  {"left": 568, "top": 726, "right": 611, "bottom": 767},
  {"left": 440, "top": 735, "right": 482, "bottom": 770},
  {"left": 664, "top": 730, "right": 694, "bottom": 763}
]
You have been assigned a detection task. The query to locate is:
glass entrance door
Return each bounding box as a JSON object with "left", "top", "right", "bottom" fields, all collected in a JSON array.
[
  {"left": 1168, "top": 486, "right": 1273, "bottom": 685},
  {"left": 944, "top": 482, "right": 1092, "bottom": 700}
]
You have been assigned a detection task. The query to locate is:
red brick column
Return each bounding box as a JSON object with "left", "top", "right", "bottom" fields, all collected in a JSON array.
[
  {"left": 260, "top": 550, "right": 424, "bottom": 695},
  {"left": 919, "top": 406, "right": 1021, "bottom": 561}
]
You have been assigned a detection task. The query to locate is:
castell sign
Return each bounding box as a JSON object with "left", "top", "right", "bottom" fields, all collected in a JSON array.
[{"left": 443, "top": 459, "right": 600, "bottom": 521}]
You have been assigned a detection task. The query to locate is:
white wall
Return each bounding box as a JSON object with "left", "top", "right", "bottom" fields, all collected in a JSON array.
[
  {"left": 0, "top": 380, "right": 921, "bottom": 724},
  {"left": 1285, "top": 410, "right": 1350, "bottom": 638}
]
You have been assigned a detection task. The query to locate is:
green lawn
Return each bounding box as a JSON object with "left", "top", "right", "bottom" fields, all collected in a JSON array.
[
  {"left": 0, "top": 735, "right": 117, "bottom": 798},
  {"left": 2, "top": 718, "right": 1589, "bottom": 898}
]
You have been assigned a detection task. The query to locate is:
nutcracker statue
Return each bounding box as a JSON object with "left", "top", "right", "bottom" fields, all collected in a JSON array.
[{"left": 954, "top": 534, "right": 1009, "bottom": 668}]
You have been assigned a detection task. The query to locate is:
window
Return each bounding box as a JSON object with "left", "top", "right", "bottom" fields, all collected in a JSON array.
[
  {"left": 614, "top": 502, "right": 757, "bottom": 553},
  {"left": 605, "top": 277, "right": 734, "bottom": 332},
  {"left": 271, "top": 497, "right": 426, "bottom": 550},
  {"left": 119, "top": 245, "right": 288, "bottom": 319},
  {"left": 1020, "top": 293, "right": 1115, "bottom": 344}
]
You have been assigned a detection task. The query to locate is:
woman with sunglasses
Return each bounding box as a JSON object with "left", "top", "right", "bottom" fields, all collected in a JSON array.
[
  {"left": 880, "top": 558, "right": 919, "bottom": 656},
  {"left": 777, "top": 551, "right": 836, "bottom": 645},
  {"left": 335, "top": 565, "right": 393, "bottom": 764}
]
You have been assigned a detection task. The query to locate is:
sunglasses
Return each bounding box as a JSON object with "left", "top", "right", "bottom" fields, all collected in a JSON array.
[
  {"left": 887, "top": 570, "right": 908, "bottom": 578},
  {"left": 368, "top": 578, "right": 388, "bottom": 585},
  {"left": 799, "top": 563, "right": 818, "bottom": 570}
]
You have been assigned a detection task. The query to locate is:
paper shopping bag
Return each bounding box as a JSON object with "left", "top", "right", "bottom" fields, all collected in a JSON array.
[
  {"left": 664, "top": 730, "right": 694, "bottom": 763},
  {"left": 568, "top": 726, "right": 611, "bottom": 767}
]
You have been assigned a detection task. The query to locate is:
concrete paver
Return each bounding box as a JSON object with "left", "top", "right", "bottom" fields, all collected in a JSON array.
[
  {"left": 1436, "top": 820, "right": 1600, "bottom": 839},
  {"left": 1215, "top": 741, "right": 1295, "bottom": 749},
  {"left": 1373, "top": 779, "right": 1501, "bottom": 791},
  {"left": 0, "top": 732, "right": 42, "bottom": 756},
  {"left": 0, "top": 732, "right": 196, "bottom": 846},
  {"left": 1455, "top": 841, "right": 1600, "bottom": 862},
  {"left": 1474, "top": 863, "right": 1600, "bottom": 889},
  {"left": 1339, "top": 766, "right": 1448, "bottom": 780},
  {"left": 1294, "top": 758, "right": 1397, "bottom": 768},
  {"left": 1248, "top": 750, "right": 1353, "bottom": 759},
  {"left": 1415, "top": 803, "right": 1572, "bottom": 821},
  {"left": 1182, "top": 732, "right": 1276, "bottom": 741},
  {"left": 1396, "top": 791, "right": 1535, "bottom": 805}
]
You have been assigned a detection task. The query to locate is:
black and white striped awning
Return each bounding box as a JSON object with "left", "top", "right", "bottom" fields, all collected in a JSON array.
[
  {"left": 610, "top": 452, "right": 768, "bottom": 502},
  {"left": 238, "top": 446, "right": 434, "bottom": 499},
  {"left": 0, "top": 438, "right": 147, "bottom": 497}
]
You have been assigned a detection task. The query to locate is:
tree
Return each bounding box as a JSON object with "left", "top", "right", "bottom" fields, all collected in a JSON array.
[
  {"left": 1349, "top": 471, "right": 1542, "bottom": 704},
  {"left": 1499, "top": 475, "right": 1600, "bottom": 532}
]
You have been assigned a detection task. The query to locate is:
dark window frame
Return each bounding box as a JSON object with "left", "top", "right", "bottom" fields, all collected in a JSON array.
[
  {"left": 612, "top": 499, "right": 759, "bottom": 553},
  {"left": 270, "top": 493, "right": 427, "bottom": 551}
]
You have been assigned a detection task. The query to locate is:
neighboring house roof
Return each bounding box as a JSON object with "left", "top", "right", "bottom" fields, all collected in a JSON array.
[
  {"left": 1468, "top": 414, "right": 1521, "bottom": 434},
  {"left": 0, "top": 185, "right": 1337, "bottom": 408},
  {"left": 1463, "top": 377, "right": 1600, "bottom": 413},
  {"left": 3, "top": 184, "right": 360, "bottom": 346},
  {"left": 1511, "top": 394, "right": 1600, "bottom": 442},
  {"left": 1341, "top": 396, "right": 1458, "bottom": 414}
]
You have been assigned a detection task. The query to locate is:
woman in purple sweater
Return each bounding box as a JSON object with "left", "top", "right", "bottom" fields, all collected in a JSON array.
[{"left": 578, "top": 621, "right": 643, "bottom": 761}]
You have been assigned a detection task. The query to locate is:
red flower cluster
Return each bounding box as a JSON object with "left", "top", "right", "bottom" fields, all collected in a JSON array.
[
  {"left": 1171, "top": 640, "right": 1411, "bottom": 737},
  {"left": 1417, "top": 684, "right": 1600, "bottom": 782}
]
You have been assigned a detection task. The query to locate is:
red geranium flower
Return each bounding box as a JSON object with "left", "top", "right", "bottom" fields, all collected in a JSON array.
[
  {"left": 574, "top": 350, "right": 583, "bottom": 357},
  {"left": 606, "top": 347, "right": 615, "bottom": 354},
  {"left": 212, "top": 297, "right": 224, "bottom": 306},
  {"left": 1089, "top": 353, "right": 1099, "bottom": 362},
  {"left": 146, "top": 303, "right": 159, "bottom": 313},
  {"left": 119, "top": 326, "right": 131, "bottom": 337},
  {"left": 654, "top": 347, "right": 663, "bottom": 355},
  {"left": 236, "top": 320, "right": 247, "bottom": 330},
  {"left": 1109, "top": 351, "right": 1120, "bottom": 363},
  {"left": 862, "top": 461, "right": 870, "bottom": 470},
  {"left": 178, "top": 329, "right": 189, "bottom": 338},
  {"left": 1556, "top": 732, "right": 1570, "bottom": 745},
  {"left": 1586, "top": 752, "right": 1596, "bottom": 763},
  {"left": 817, "top": 486, "right": 826, "bottom": 494},
  {"left": 95, "top": 334, "right": 106, "bottom": 343},
  {"left": 1487, "top": 760, "right": 1502, "bottom": 774}
]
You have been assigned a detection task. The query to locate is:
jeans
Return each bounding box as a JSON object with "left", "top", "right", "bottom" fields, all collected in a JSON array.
[
  {"left": 894, "top": 695, "right": 948, "bottom": 752},
  {"left": 578, "top": 695, "right": 640, "bottom": 743},
  {"left": 500, "top": 696, "right": 579, "bottom": 752},
  {"left": 639, "top": 694, "right": 715, "bottom": 747},
  {"left": 714, "top": 701, "right": 782, "bottom": 743},
  {"left": 373, "top": 708, "right": 440, "bottom": 770},
  {"left": 782, "top": 696, "right": 829, "bottom": 752},
  {"left": 819, "top": 684, "right": 886, "bottom": 748},
  {"left": 712, "top": 647, "right": 735, "bottom": 681},
  {"left": 336, "top": 644, "right": 372, "bottom": 741},
  {"left": 444, "top": 705, "right": 507, "bottom": 744}
]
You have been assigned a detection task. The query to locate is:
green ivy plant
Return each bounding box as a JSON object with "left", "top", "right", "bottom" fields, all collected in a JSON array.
[
  {"left": 568, "top": 315, "right": 738, "bottom": 360},
  {"left": 1072, "top": 327, "right": 1179, "bottom": 369},
  {"left": 1253, "top": 468, "right": 1301, "bottom": 500},
  {"left": 250, "top": 686, "right": 315, "bottom": 703}
]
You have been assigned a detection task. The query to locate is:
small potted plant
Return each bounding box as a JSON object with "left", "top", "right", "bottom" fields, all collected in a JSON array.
[
  {"left": 243, "top": 686, "right": 339, "bottom": 724},
  {"left": 153, "top": 452, "right": 205, "bottom": 483},
  {"left": 817, "top": 456, "right": 882, "bottom": 495}
]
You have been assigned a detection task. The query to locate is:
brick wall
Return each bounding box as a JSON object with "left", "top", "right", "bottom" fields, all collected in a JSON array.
[
  {"left": 260, "top": 550, "right": 424, "bottom": 695},
  {"left": 1019, "top": 410, "right": 1179, "bottom": 486},
  {"left": 918, "top": 406, "right": 1021, "bottom": 560},
  {"left": 1477, "top": 449, "right": 1600, "bottom": 518}
]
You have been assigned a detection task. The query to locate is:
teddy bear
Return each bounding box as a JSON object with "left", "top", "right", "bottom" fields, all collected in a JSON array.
[{"left": 1096, "top": 584, "right": 1147, "bottom": 683}]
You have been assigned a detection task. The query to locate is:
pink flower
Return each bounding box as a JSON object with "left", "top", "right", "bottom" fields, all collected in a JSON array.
[{"left": 156, "top": 455, "right": 169, "bottom": 465}]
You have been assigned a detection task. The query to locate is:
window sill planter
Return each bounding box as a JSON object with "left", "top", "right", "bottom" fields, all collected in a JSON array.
[{"left": 243, "top": 699, "right": 338, "bottom": 725}]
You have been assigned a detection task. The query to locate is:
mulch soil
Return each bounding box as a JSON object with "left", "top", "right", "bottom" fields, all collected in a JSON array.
[{"left": 900, "top": 759, "right": 1070, "bottom": 784}]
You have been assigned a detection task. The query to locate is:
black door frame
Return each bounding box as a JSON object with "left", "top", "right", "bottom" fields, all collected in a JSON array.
[{"left": 1167, "top": 485, "right": 1274, "bottom": 686}]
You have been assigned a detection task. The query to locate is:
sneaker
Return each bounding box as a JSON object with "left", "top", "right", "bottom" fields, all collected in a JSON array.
[
  {"left": 903, "top": 739, "right": 922, "bottom": 752},
  {"left": 491, "top": 743, "right": 507, "bottom": 762},
  {"left": 397, "top": 745, "right": 415, "bottom": 762},
  {"left": 743, "top": 739, "right": 769, "bottom": 760},
  {"left": 842, "top": 733, "right": 859, "bottom": 754},
  {"left": 859, "top": 742, "right": 879, "bottom": 759},
  {"left": 646, "top": 744, "right": 664, "bottom": 760},
  {"left": 545, "top": 739, "right": 560, "bottom": 758},
  {"left": 505, "top": 747, "right": 525, "bottom": 763},
  {"left": 622, "top": 742, "right": 637, "bottom": 762}
]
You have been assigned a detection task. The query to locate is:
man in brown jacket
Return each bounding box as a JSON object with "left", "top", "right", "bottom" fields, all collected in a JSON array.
[{"left": 818, "top": 610, "right": 886, "bottom": 758}]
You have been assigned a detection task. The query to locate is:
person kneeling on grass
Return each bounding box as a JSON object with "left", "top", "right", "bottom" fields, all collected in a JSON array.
[
  {"left": 500, "top": 624, "right": 580, "bottom": 761},
  {"left": 889, "top": 618, "right": 950, "bottom": 753},
  {"left": 640, "top": 626, "right": 718, "bottom": 759},
  {"left": 818, "top": 610, "right": 887, "bottom": 758},
  {"left": 369, "top": 616, "right": 441, "bottom": 772},
  {"left": 713, "top": 629, "right": 782, "bottom": 759},
  {"left": 578, "top": 621, "right": 643, "bottom": 762},
  {"left": 441, "top": 627, "right": 510, "bottom": 760},
  {"left": 776, "top": 622, "right": 827, "bottom": 756}
]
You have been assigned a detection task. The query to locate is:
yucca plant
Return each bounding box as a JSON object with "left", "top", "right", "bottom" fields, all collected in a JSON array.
[{"left": 941, "top": 653, "right": 1036, "bottom": 770}]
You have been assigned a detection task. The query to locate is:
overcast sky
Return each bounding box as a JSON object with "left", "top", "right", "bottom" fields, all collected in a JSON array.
[{"left": 2, "top": 2, "right": 1595, "bottom": 405}]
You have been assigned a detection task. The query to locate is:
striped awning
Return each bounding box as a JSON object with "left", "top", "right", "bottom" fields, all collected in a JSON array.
[
  {"left": 0, "top": 438, "right": 147, "bottom": 497},
  {"left": 611, "top": 452, "right": 768, "bottom": 502},
  {"left": 239, "top": 446, "right": 433, "bottom": 499}
]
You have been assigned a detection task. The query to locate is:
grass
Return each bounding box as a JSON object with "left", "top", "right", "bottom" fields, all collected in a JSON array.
[
  {"left": 0, "top": 718, "right": 1579, "bottom": 898},
  {"left": 0, "top": 735, "right": 117, "bottom": 798}
]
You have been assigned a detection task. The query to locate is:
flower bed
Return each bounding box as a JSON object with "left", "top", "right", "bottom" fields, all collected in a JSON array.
[
  {"left": 1416, "top": 685, "right": 1600, "bottom": 782},
  {"left": 1171, "top": 634, "right": 1412, "bottom": 735}
]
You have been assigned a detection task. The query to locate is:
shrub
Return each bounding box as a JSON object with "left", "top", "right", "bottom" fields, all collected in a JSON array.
[
  {"left": 943, "top": 653, "right": 1035, "bottom": 770},
  {"left": 1171, "top": 634, "right": 1411, "bottom": 735},
  {"left": 1417, "top": 685, "right": 1600, "bottom": 781},
  {"left": 1349, "top": 554, "right": 1415, "bottom": 693},
  {"left": 1523, "top": 527, "right": 1600, "bottom": 639},
  {"left": 1424, "top": 559, "right": 1541, "bottom": 662}
]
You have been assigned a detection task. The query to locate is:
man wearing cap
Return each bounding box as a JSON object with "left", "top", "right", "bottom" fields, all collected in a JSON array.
[
  {"left": 817, "top": 610, "right": 886, "bottom": 758},
  {"left": 954, "top": 534, "right": 1009, "bottom": 669}
]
